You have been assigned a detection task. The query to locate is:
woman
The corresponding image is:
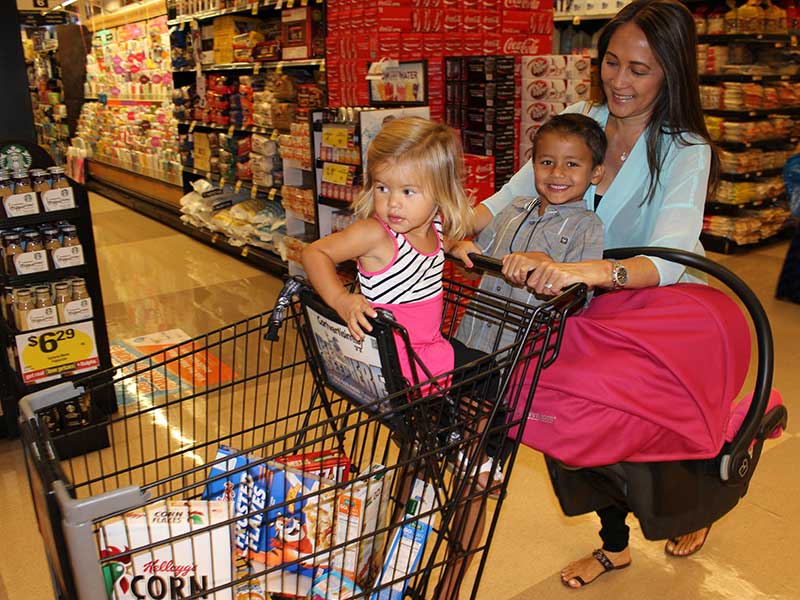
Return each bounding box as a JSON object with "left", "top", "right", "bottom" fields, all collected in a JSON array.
[{"left": 453, "top": 0, "right": 719, "bottom": 589}]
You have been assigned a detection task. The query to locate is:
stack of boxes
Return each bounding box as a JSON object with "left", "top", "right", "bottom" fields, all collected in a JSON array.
[
  {"left": 326, "top": 0, "right": 553, "bottom": 121},
  {"left": 446, "top": 56, "right": 518, "bottom": 191},
  {"left": 519, "top": 54, "right": 592, "bottom": 164}
]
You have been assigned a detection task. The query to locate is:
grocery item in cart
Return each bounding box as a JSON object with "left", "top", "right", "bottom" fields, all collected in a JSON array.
[{"left": 98, "top": 500, "right": 233, "bottom": 600}]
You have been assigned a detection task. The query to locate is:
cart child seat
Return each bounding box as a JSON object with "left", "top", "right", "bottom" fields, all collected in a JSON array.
[{"left": 523, "top": 247, "right": 788, "bottom": 540}]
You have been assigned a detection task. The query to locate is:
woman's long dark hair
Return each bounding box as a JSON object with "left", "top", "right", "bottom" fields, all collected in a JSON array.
[{"left": 597, "top": 0, "right": 719, "bottom": 203}]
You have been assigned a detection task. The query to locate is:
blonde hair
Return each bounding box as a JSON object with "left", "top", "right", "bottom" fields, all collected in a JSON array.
[{"left": 352, "top": 116, "right": 473, "bottom": 240}]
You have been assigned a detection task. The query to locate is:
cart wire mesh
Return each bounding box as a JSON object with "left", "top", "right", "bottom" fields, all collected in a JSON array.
[{"left": 20, "top": 263, "right": 587, "bottom": 600}]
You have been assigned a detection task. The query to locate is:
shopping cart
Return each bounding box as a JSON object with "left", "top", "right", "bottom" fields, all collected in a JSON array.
[{"left": 20, "top": 255, "right": 587, "bottom": 600}]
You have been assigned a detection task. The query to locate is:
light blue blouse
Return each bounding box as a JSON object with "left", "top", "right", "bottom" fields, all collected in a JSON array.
[{"left": 483, "top": 101, "right": 712, "bottom": 285}]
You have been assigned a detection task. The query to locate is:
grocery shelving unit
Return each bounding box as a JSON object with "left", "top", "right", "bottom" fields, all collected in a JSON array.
[
  {"left": 553, "top": 6, "right": 799, "bottom": 253},
  {"left": 0, "top": 177, "right": 113, "bottom": 451},
  {"left": 169, "top": 0, "right": 326, "bottom": 276}
]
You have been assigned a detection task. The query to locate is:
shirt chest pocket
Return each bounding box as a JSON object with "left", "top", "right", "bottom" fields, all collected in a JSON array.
[{"left": 540, "top": 227, "right": 571, "bottom": 262}]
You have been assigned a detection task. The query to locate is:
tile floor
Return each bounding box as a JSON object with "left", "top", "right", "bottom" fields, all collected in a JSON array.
[{"left": 0, "top": 193, "right": 797, "bottom": 599}]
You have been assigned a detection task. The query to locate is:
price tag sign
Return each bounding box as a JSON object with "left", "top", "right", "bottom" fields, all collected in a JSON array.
[
  {"left": 322, "top": 126, "right": 349, "bottom": 149},
  {"left": 252, "top": 1, "right": 260, "bottom": 14},
  {"left": 206, "top": 171, "right": 212, "bottom": 181},
  {"left": 287, "top": 0, "right": 295, "bottom": 8},
  {"left": 52, "top": 245, "right": 85, "bottom": 269},
  {"left": 322, "top": 162, "right": 352, "bottom": 186},
  {"left": 241, "top": 247, "right": 250, "bottom": 257},
  {"left": 228, "top": 125, "right": 235, "bottom": 136},
  {"left": 268, "top": 188, "right": 277, "bottom": 200},
  {"left": 16, "top": 321, "right": 99, "bottom": 384},
  {"left": 41, "top": 187, "right": 76, "bottom": 211},
  {"left": 271, "top": 129, "right": 280, "bottom": 140},
  {"left": 235, "top": 180, "right": 243, "bottom": 192},
  {"left": 211, "top": 233, "right": 219, "bottom": 243},
  {"left": 251, "top": 184, "right": 259, "bottom": 198},
  {"left": 254, "top": 62, "right": 261, "bottom": 74},
  {"left": 4, "top": 193, "right": 40, "bottom": 217},
  {"left": 276, "top": 0, "right": 284, "bottom": 8},
  {"left": 301, "top": 0, "right": 308, "bottom": 5},
  {"left": 190, "top": 120, "right": 197, "bottom": 132},
  {"left": 219, "top": 177, "right": 226, "bottom": 188},
  {"left": 275, "top": 63, "right": 283, "bottom": 75}
]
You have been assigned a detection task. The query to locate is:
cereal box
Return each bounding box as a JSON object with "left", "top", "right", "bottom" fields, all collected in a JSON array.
[{"left": 98, "top": 500, "right": 233, "bottom": 600}]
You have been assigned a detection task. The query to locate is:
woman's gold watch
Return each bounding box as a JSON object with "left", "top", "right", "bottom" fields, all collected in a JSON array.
[{"left": 608, "top": 260, "right": 628, "bottom": 290}]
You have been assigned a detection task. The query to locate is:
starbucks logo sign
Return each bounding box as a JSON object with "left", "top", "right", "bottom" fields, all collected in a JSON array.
[{"left": 0, "top": 144, "right": 33, "bottom": 172}]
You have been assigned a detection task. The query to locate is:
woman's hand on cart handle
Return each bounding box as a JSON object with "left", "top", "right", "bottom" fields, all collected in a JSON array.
[{"left": 502, "top": 252, "right": 553, "bottom": 286}]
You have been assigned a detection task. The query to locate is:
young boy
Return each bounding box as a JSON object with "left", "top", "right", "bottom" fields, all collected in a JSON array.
[{"left": 453, "top": 113, "right": 607, "bottom": 354}]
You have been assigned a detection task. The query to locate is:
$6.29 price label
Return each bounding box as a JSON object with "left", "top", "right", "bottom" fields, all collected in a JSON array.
[{"left": 16, "top": 321, "right": 99, "bottom": 384}]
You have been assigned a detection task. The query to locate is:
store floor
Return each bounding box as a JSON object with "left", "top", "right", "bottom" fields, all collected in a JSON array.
[{"left": 0, "top": 193, "right": 797, "bottom": 599}]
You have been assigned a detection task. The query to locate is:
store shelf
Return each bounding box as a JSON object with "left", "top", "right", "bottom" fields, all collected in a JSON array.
[
  {"left": 90, "top": 157, "right": 183, "bottom": 187},
  {"left": 706, "top": 195, "right": 786, "bottom": 214},
  {"left": 167, "top": 0, "right": 289, "bottom": 25},
  {"left": 0, "top": 208, "right": 81, "bottom": 229},
  {"left": 720, "top": 168, "right": 784, "bottom": 181},
  {"left": 87, "top": 178, "right": 287, "bottom": 277},
  {"left": 318, "top": 195, "right": 352, "bottom": 210},
  {"left": 698, "top": 33, "right": 797, "bottom": 46},
  {"left": 702, "top": 228, "right": 794, "bottom": 254},
  {"left": 553, "top": 12, "right": 618, "bottom": 22},
  {"left": 1, "top": 265, "right": 88, "bottom": 288},
  {"left": 176, "top": 120, "right": 277, "bottom": 137},
  {"left": 182, "top": 164, "right": 283, "bottom": 200},
  {"left": 85, "top": 96, "right": 170, "bottom": 104},
  {"left": 714, "top": 137, "right": 799, "bottom": 150},
  {"left": 173, "top": 58, "right": 324, "bottom": 73},
  {"left": 704, "top": 107, "right": 800, "bottom": 117},
  {"left": 699, "top": 73, "right": 800, "bottom": 82}
]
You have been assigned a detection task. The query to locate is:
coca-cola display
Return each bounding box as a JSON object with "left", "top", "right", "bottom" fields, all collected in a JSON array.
[{"left": 325, "top": 0, "right": 553, "bottom": 122}]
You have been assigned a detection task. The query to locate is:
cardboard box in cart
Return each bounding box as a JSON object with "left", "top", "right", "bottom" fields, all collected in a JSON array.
[{"left": 98, "top": 500, "right": 233, "bottom": 600}]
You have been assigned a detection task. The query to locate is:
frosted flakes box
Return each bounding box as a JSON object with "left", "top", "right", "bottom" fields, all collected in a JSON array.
[
  {"left": 202, "top": 445, "right": 270, "bottom": 561},
  {"left": 248, "top": 464, "right": 336, "bottom": 597},
  {"left": 98, "top": 500, "right": 233, "bottom": 600}
]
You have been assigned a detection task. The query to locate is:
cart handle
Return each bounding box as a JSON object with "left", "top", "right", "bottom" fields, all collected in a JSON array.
[{"left": 603, "top": 246, "right": 774, "bottom": 485}]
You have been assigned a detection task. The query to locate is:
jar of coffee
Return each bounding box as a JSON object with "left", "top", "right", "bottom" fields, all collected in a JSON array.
[
  {"left": 61, "top": 225, "right": 80, "bottom": 247},
  {"left": 22, "top": 230, "right": 44, "bottom": 253},
  {"left": 54, "top": 281, "right": 70, "bottom": 323},
  {"left": 48, "top": 166, "right": 70, "bottom": 189},
  {"left": 30, "top": 169, "right": 50, "bottom": 193},
  {"left": 11, "top": 171, "right": 33, "bottom": 194},
  {"left": 3, "top": 233, "right": 22, "bottom": 275},
  {"left": 71, "top": 278, "right": 89, "bottom": 300},
  {"left": 15, "top": 288, "right": 33, "bottom": 331},
  {"left": 34, "top": 286, "right": 53, "bottom": 308}
]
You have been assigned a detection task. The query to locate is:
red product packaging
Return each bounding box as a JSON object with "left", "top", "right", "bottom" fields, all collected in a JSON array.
[
  {"left": 378, "top": 32, "right": 402, "bottom": 54},
  {"left": 482, "top": 11, "right": 502, "bottom": 31},
  {"left": 443, "top": 9, "right": 463, "bottom": 31},
  {"left": 463, "top": 9, "right": 483, "bottom": 32},
  {"left": 499, "top": 34, "right": 552, "bottom": 55},
  {"left": 463, "top": 33, "right": 485, "bottom": 55},
  {"left": 481, "top": 34, "right": 502, "bottom": 54},
  {"left": 275, "top": 449, "right": 352, "bottom": 484},
  {"left": 480, "top": 0, "right": 500, "bottom": 8},
  {"left": 351, "top": 5, "right": 365, "bottom": 29},
  {"left": 401, "top": 32, "right": 424, "bottom": 55},
  {"left": 443, "top": 33, "right": 464, "bottom": 54},
  {"left": 376, "top": 6, "right": 413, "bottom": 31},
  {"left": 501, "top": 0, "right": 552, "bottom": 8},
  {"left": 423, "top": 33, "right": 444, "bottom": 56},
  {"left": 463, "top": 153, "right": 496, "bottom": 205}
]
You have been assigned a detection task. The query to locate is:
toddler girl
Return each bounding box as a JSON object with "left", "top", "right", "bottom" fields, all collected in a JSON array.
[{"left": 302, "top": 116, "right": 473, "bottom": 389}]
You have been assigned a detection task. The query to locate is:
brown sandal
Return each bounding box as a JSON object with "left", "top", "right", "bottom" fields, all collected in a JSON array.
[{"left": 561, "top": 549, "right": 631, "bottom": 588}]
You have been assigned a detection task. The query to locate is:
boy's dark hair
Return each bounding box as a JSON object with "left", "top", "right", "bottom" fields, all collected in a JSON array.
[{"left": 533, "top": 113, "right": 607, "bottom": 168}]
